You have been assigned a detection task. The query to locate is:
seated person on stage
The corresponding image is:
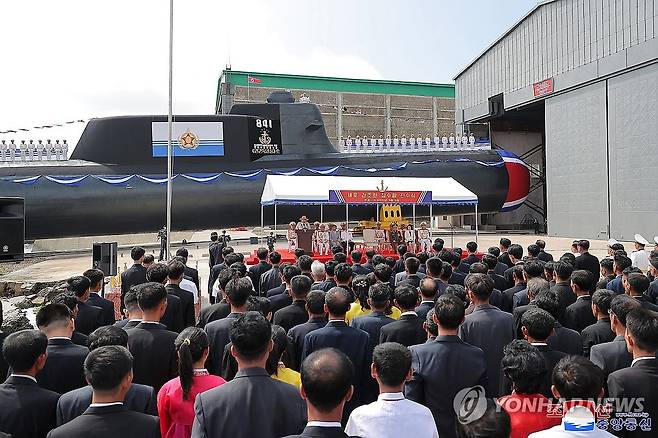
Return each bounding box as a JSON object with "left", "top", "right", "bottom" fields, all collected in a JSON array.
[
  {"left": 449, "top": 133, "right": 455, "bottom": 145},
  {"left": 315, "top": 224, "right": 330, "bottom": 256},
  {"left": 287, "top": 222, "right": 298, "bottom": 253},
  {"left": 404, "top": 225, "right": 416, "bottom": 254},
  {"left": 374, "top": 223, "right": 387, "bottom": 251},
  {"left": 393, "top": 135, "right": 399, "bottom": 148}
]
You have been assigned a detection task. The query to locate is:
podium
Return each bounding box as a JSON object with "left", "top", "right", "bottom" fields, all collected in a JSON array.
[{"left": 296, "top": 229, "right": 314, "bottom": 255}]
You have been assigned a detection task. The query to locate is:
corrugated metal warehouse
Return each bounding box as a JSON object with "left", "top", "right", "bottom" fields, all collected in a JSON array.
[{"left": 455, "top": 0, "right": 658, "bottom": 240}]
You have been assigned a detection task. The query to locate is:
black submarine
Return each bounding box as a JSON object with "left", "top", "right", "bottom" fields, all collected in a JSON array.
[{"left": 0, "top": 93, "right": 530, "bottom": 240}]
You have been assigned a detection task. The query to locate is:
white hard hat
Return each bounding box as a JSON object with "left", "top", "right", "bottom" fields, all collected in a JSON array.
[
  {"left": 607, "top": 238, "right": 619, "bottom": 247},
  {"left": 634, "top": 234, "right": 650, "bottom": 246}
]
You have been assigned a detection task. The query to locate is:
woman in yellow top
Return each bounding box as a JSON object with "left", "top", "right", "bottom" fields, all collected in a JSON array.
[
  {"left": 268, "top": 325, "right": 301, "bottom": 389},
  {"left": 345, "top": 275, "right": 401, "bottom": 325}
]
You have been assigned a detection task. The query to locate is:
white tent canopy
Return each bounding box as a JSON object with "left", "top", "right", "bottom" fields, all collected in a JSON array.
[
  {"left": 260, "top": 175, "right": 480, "bottom": 242},
  {"left": 260, "top": 175, "right": 478, "bottom": 206}
]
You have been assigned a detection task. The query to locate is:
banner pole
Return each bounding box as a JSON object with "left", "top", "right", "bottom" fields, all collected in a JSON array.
[
  {"left": 165, "top": 0, "right": 174, "bottom": 261},
  {"left": 475, "top": 204, "right": 479, "bottom": 244}
]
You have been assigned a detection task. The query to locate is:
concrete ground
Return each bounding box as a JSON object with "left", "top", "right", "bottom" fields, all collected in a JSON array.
[{"left": 0, "top": 232, "right": 628, "bottom": 287}]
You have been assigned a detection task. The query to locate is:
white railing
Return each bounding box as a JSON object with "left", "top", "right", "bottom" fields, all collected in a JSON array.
[
  {"left": 0, "top": 140, "right": 69, "bottom": 162},
  {"left": 338, "top": 135, "right": 491, "bottom": 153}
]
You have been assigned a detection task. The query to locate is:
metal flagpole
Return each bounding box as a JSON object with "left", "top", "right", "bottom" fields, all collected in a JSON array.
[
  {"left": 165, "top": 0, "right": 174, "bottom": 261},
  {"left": 274, "top": 204, "right": 277, "bottom": 235},
  {"left": 475, "top": 204, "right": 479, "bottom": 244},
  {"left": 412, "top": 204, "right": 416, "bottom": 228},
  {"left": 260, "top": 205, "right": 264, "bottom": 243}
]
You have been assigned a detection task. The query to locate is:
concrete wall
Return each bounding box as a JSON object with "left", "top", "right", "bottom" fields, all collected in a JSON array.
[{"left": 232, "top": 85, "right": 455, "bottom": 145}]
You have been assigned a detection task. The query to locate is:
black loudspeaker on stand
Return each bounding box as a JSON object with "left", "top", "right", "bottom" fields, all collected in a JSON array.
[
  {"left": 92, "top": 242, "right": 118, "bottom": 276},
  {"left": 0, "top": 197, "right": 25, "bottom": 262}
]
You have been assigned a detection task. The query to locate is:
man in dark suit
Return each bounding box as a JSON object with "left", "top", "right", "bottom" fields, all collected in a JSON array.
[
  {"left": 47, "top": 345, "right": 160, "bottom": 438},
  {"left": 498, "top": 238, "right": 513, "bottom": 268},
  {"left": 607, "top": 254, "right": 633, "bottom": 295},
  {"left": 513, "top": 278, "right": 550, "bottom": 338},
  {"left": 248, "top": 247, "right": 272, "bottom": 295},
  {"left": 564, "top": 270, "right": 598, "bottom": 332},
  {"left": 176, "top": 247, "right": 201, "bottom": 294},
  {"left": 424, "top": 257, "right": 448, "bottom": 296},
  {"left": 302, "top": 287, "right": 370, "bottom": 417},
  {"left": 67, "top": 276, "right": 104, "bottom": 336},
  {"left": 274, "top": 275, "right": 311, "bottom": 333},
  {"left": 35, "top": 304, "right": 89, "bottom": 394},
  {"left": 145, "top": 262, "right": 184, "bottom": 332},
  {"left": 114, "top": 290, "right": 143, "bottom": 330},
  {"left": 535, "top": 239, "right": 554, "bottom": 263},
  {"left": 625, "top": 272, "right": 658, "bottom": 311},
  {"left": 380, "top": 284, "right": 425, "bottom": 347},
  {"left": 50, "top": 293, "right": 92, "bottom": 347},
  {"left": 395, "top": 257, "right": 424, "bottom": 288},
  {"left": 83, "top": 269, "right": 116, "bottom": 325},
  {"left": 503, "top": 244, "right": 524, "bottom": 289},
  {"left": 448, "top": 251, "right": 467, "bottom": 286},
  {"left": 513, "top": 261, "right": 544, "bottom": 309},
  {"left": 351, "top": 283, "right": 395, "bottom": 349},
  {"left": 463, "top": 241, "right": 480, "bottom": 265},
  {"left": 415, "top": 278, "right": 438, "bottom": 321},
  {"left": 0, "top": 330, "right": 60, "bottom": 438},
  {"left": 608, "top": 308, "right": 658, "bottom": 437},
  {"left": 192, "top": 312, "right": 306, "bottom": 438},
  {"left": 208, "top": 252, "right": 239, "bottom": 299},
  {"left": 535, "top": 290, "right": 584, "bottom": 355},
  {"left": 465, "top": 262, "right": 504, "bottom": 313},
  {"left": 393, "top": 245, "right": 408, "bottom": 275},
  {"left": 458, "top": 273, "right": 514, "bottom": 397},
  {"left": 166, "top": 259, "right": 196, "bottom": 329},
  {"left": 550, "top": 260, "right": 575, "bottom": 323},
  {"left": 312, "top": 260, "right": 338, "bottom": 292},
  {"left": 282, "top": 349, "right": 355, "bottom": 438},
  {"left": 350, "top": 250, "right": 370, "bottom": 276},
  {"left": 574, "top": 239, "right": 600, "bottom": 277},
  {"left": 208, "top": 231, "right": 222, "bottom": 268},
  {"left": 126, "top": 282, "right": 178, "bottom": 392},
  {"left": 197, "top": 268, "right": 234, "bottom": 327},
  {"left": 407, "top": 294, "right": 488, "bottom": 438},
  {"left": 205, "top": 276, "right": 251, "bottom": 376},
  {"left": 270, "top": 265, "right": 302, "bottom": 315},
  {"left": 288, "top": 290, "right": 327, "bottom": 371},
  {"left": 56, "top": 326, "right": 157, "bottom": 425},
  {"left": 482, "top": 254, "right": 508, "bottom": 293},
  {"left": 120, "top": 246, "right": 148, "bottom": 310},
  {"left": 581, "top": 289, "right": 616, "bottom": 356},
  {"left": 501, "top": 265, "right": 525, "bottom": 314},
  {"left": 520, "top": 308, "right": 566, "bottom": 398},
  {"left": 591, "top": 295, "right": 641, "bottom": 384},
  {"left": 259, "top": 251, "right": 283, "bottom": 294}
]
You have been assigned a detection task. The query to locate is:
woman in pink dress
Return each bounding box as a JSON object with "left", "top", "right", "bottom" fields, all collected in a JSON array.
[{"left": 157, "top": 327, "right": 226, "bottom": 438}]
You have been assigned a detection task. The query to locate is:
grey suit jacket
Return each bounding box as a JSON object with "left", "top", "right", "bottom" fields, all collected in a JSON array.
[
  {"left": 56, "top": 383, "right": 156, "bottom": 426},
  {"left": 191, "top": 368, "right": 306, "bottom": 438},
  {"left": 458, "top": 304, "right": 514, "bottom": 397},
  {"left": 590, "top": 335, "right": 633, "bottom": 383}
]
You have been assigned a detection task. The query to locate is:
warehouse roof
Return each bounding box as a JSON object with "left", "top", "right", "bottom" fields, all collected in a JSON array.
[{"left": 219, "top": 69, "right": 455, "bottom": 98}]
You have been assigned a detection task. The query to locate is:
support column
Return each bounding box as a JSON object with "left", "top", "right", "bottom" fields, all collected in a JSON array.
[
  {"left": 274, "top": 205, "right": 277, "bottom": 235},
  {"left": 336, "top": 92, "right": 343, "bottom": 142},
  {"left": 320, "top": 204, "right": 324, "bottom": 223},
  {"left": 260, "top": 205, "right": 264, "bottom": 243},
  {"left": 385, "top": 95, "right": 392, "bottom": 137},
  {"left": 432, "top": 97, "right": 439, "bottom": 138},
  {"left": 475, "top": 204, "right": 479, "bottom": 244},
  {"left": 412, "top": 204, "right": 416, "bottom": 229}
]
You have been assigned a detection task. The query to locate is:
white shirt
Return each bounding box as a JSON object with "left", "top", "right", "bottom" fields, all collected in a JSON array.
[
  {"left": 307, "top": 421, "right": 342, "bottom": 428},
  {"left": 631, "top": 356, "right": 654, "bottom": 366},
  {"left": 9, "top": 374, "right": 37, "bottom": 383},
  {"left": 630, "top": 249, "right": 650, "bottom": 271},
  {"left": 345, "top": 392, "right": 439, "bottom": 438},
  {"left": 179, "top": 278, "right": 199, "bottom": 304},
  {"left": 89, "top": 402, "right": 124, "bottom": 408}
]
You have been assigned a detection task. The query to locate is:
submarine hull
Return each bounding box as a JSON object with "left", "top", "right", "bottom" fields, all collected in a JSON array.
[{"left": 0, "top": 107, "right": 529, "bottom": 240}]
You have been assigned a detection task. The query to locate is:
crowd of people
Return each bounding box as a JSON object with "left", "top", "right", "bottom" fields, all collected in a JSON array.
[
  {"left": 1, "top": 235, "right": 658, "bottom": 438},
  {"left": 0, "top": 139, "right": 69, "bottom": 162},
  {"left": 338, "top": 133, "right": 490, "bottom": 153}
]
